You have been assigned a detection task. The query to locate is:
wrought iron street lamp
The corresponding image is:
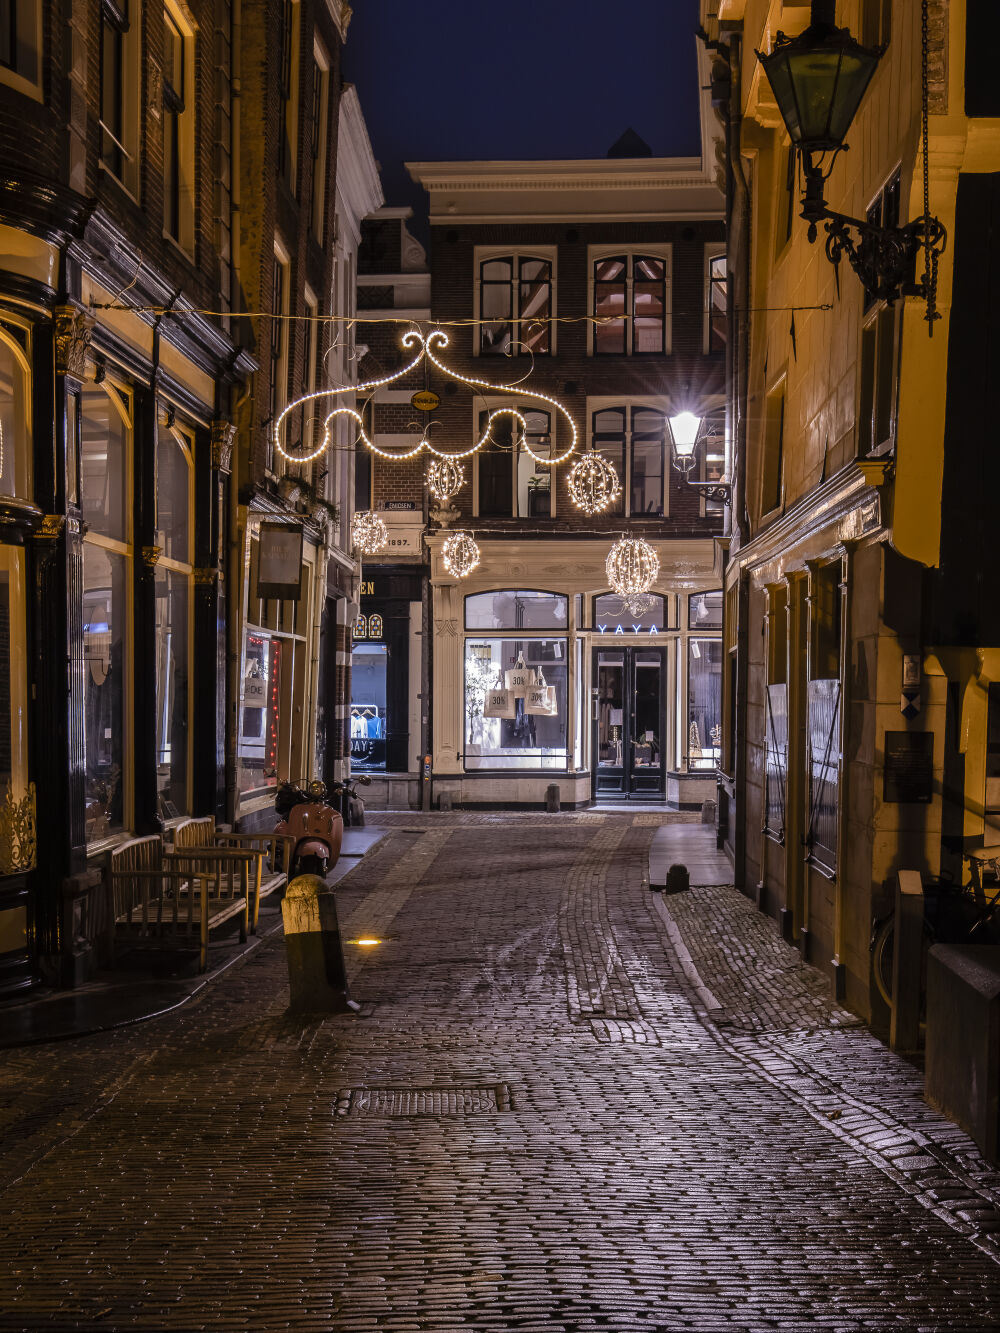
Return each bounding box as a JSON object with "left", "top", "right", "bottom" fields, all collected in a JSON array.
[
  {"left": 668, "top": 412, "right": 731, "bottom": 507},
  {"left": 757, "top": 0, "right": 946, "bottom": 319}
]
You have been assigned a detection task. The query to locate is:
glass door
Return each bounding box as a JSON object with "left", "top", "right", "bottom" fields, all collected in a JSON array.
[{"left": 593, "top": 646, "right": 666, "bottom": 799}]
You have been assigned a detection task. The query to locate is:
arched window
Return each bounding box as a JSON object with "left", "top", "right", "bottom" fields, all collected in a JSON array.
[
  {"left": 0, "top": 325, "right": 31, "bottom": 501},
  {"left": 465, "top": 590, "right": 568, "bottom": 631}
]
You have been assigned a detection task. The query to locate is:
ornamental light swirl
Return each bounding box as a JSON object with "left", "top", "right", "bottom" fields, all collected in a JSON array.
[
  {"left": 426, "top": 457, "right": 465, "bottom": 502},
  {"left": 441, "top": 530, "right": 481, "bottom": 579},
  {"left": 606, "top": 535, "right": 660, "bottom": 599},
  {"left": 272, "top": 328, "right": 578, "bottom": 469},
  {"left": 351, "top": 510, "right": 389, "bottom": 556},
  {"left": 567, "top": 452, "right": 621, "bottom": 515}
]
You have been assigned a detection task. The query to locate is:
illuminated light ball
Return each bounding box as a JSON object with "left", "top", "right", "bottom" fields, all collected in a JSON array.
[
  {"left": 441, "top": 530, "right": 481, "bottom": 579},
  {"left": 567, "top": 452, "right": 621, "bottom": 515},
  {"left": 606, "top": 535, "right": 660, "bottom": 599},
  {"left": 351, "top": 510, "right": 389, "bottom": 555},
  {"left": 426, "top": 458, "right": 465, "bottom": 502}
]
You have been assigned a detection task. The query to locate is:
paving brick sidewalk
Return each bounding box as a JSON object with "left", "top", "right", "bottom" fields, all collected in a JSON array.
[{"left": 1, "top": 812, "right": 999, "bottom": 1331}]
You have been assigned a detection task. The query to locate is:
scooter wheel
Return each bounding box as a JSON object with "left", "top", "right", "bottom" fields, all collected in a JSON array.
[{"left": 298, "top": 854, "right": 328, "bottom": 877}]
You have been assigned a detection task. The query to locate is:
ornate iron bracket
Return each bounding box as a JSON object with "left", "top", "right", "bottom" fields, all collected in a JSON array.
[{"left": 683, "top": 481, "right": 732, "bottom": 507}]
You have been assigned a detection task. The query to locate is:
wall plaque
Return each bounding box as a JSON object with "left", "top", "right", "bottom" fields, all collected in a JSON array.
[{"left": 883, "top": 731, "right": 934, "bottom": 804}]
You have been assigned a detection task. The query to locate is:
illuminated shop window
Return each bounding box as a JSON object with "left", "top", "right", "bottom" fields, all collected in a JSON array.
[{"left": 464, "top": 637, "right": 568, "bottom": 772}]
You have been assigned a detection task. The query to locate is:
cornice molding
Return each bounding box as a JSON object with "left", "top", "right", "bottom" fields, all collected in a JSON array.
[{"left": 334, "top": 86, "right": 384, "bottom": 248}]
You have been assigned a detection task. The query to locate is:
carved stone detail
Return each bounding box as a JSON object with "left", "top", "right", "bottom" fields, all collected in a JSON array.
[
  {"left": 37, "top": 514, "right": 66, "bottom": 540},
  {"left": 193, "top": 566, "right": 219, "bottom": 586},
  {"left": 54, "top": 306, "right": 93, "bottom": 381},
  {"left": 211, "top": 421, "right": 236, "bottom": 474},
  {"left": 142, "top": 545, "right": 162, "bottom": 569}
]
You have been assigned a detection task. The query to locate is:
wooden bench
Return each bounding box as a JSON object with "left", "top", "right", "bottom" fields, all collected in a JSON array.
[
  {"left": 172, "top": 817, "right": 294, "bottom": 931},
  {"left": 109, "top": 834, "right": 253, "bottom": 973}
]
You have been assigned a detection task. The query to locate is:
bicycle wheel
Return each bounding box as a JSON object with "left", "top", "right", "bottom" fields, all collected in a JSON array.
[{"left": 872, "top": 916, "right": 934, "bottom": 1010}]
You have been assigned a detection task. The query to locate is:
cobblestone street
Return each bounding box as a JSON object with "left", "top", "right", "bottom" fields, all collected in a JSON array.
[{"left": 2, "top": 812, "right": 1000, "bottom": 1331}]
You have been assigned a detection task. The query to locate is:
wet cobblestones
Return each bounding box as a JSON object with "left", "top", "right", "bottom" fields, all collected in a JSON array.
[{"left": 0, "top": 812, "right": 999, "bottom": 1330}]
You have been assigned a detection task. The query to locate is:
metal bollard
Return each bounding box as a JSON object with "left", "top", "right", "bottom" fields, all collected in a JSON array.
[
  {"left": 890, "top": 870, "right": 924, "bottom": 1051},
  {"left": 281, "top": 875, "right": 360, "bottom": 1014},
  {"left": 665, "top": 863, "right": 690, "bottom": 894},
  {"left": 545, "top": 783, "right": 561, "bottom": 813}
]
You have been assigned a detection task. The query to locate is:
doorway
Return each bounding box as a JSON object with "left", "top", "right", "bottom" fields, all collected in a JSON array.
[{"left": 593, "top": 646, "right": 666, "bottom": 799}]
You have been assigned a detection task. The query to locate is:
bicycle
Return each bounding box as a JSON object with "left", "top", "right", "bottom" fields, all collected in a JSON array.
[{"left": 870, "top": 852, "right": 1000, "bottom": 1010}]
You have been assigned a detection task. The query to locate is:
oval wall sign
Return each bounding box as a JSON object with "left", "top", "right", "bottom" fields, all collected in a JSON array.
[{"left": 410, "top": 389, "right": 440, "bottom": 412}]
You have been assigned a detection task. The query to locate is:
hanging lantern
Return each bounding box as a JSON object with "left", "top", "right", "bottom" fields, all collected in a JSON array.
[
  {"left": 606, "top": 535, "right": 660, "bottom": 599},
  {"left": 426, "top": 458, "right": 465, "bottom": 503},
  {"left": 442, "top": 530, "right": 480, "bottom": 579},
  {"left": 351, "top": 510, "right": 389, "bottom": 556},
  {"left": 567, "top": 452, "right": 621, "bottom": 515}
]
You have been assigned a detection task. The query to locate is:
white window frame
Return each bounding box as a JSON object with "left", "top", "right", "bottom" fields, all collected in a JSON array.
[
  {"left": 473, "top": 246, "right": 557, "bottom": 357},
  {"left": 703, "top": 243, "right": 726, "bottom": 355},
  {"left": 471, "top": 398, "right": 558, "bottom": 520},
  {"left": 0, "top": 0, "right": 42, "bottom": 100},
  {"left": 586, "top": 395, "right": 671, "bottom": 519},
  {"left": 163, "top": 0, "right": 196, "bottom": 254},
  {"left": 587, "top": 245, "right": 672, "bottom": 356}
]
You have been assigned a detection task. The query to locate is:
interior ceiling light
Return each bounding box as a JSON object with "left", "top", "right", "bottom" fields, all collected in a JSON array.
[
  {"left": 273, "top": 329, "right": 579, "bottom": 468},
  {"left": 567, "top": 452, "right": 622, "bottom": 515},
  {"left": 441, "top": 530, "right": 481, "bottom": 579},
  {"left": 606, "top": 535, "right": 660, "bottom": 600},
  {"left": 351, "top": 510, "right": 389, "bottom": 556}
]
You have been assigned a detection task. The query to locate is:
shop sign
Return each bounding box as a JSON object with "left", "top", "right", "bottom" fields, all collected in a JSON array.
[
  {"left": 410, "top": 390, "right": 440, "bottom": 412},
  {"left": 257, "top": 522, "right": 303, "bottom": 600},
  {"left": 596, "top": 623, "right": 659, "bottom": 636},
  {"left": 383, "top": 501, "right": 416, "bottom": 510}
]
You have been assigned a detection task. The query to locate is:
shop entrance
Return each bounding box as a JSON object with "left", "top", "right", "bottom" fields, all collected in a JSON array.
[{"left": 593, "top": 646, "right": 667, "bottom": 799}]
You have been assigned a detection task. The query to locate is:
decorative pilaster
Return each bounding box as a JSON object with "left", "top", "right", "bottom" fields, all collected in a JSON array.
[
  {"left": 53, "top": 306, "right": 93, "bottom": 382},
  {"left": 211, "top": 421, "right": 236, "bottom": 474}
]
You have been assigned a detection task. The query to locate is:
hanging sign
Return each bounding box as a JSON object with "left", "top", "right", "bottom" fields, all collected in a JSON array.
[
  {"left": 410, "top": 389, "right": 440, "bottom": 412},
  {"left": 256, "top": 523, "right": 303, "bottom": 601}
]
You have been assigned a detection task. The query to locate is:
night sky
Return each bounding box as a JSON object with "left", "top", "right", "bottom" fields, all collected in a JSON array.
[{"left": 343, "top": 0, "right": 703, "bottom": 226}]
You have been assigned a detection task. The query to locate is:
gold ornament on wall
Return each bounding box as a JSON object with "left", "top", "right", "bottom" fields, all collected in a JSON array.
[
  {"left": 606, "top": 535, "right": 660, "bottom": 600},
  {"left": 351, "top": 510, "right": 389, "bottom": 556},
  {"left": 441, "top": 530, "right": 481, "bottom": 579},
  {"left": 567, "top": 451, "right": 621, "bottom": 515}
]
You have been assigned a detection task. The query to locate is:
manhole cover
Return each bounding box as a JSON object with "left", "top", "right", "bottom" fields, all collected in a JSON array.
[{"left": 337, "top": 1084, "right": 512, "bottom": 1116}]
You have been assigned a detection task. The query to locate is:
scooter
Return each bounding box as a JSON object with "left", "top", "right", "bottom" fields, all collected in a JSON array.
[{"left": 274, "top": 779, "right": 344, "bottom": 877}]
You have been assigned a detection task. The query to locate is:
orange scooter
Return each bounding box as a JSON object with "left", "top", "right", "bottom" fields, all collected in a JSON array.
[{"left": 274, "top": 780, "right": 344, "bottom": 877}]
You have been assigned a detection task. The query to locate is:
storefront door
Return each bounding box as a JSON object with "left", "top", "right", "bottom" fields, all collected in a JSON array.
[{"left": 593, "top": 646, "right": 666, "bottom": 799}]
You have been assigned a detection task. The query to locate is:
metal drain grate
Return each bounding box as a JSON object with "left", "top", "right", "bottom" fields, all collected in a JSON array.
[{"left": 336, "top": 1084, "right": 512, "bottom": 1116}]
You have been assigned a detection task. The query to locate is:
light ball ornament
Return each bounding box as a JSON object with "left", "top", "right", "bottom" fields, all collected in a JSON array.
[
  {"left": 351, "top": 510, "right": 389, "bottom": 556},
  {"left": 606, "top": 535, "right": 660, "bottom": 599},
  {"left": 426, "top": 458, "right": 465, "bottom": 502},
  {"left": 441, "top": 530, "right": 481, "bottom": 579},
  {"left": 567, "top": 451, "right": 621, "bottom": 515}
]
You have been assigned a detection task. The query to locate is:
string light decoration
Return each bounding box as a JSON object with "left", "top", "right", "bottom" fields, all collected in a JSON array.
[
  {"left": 426, "top": 457, "right": 465, "bottom": 503},
  {"left": 606, "top": 535, "right": 660, "bottom": 601},
  {"left": 351, "top": 510, "right": 389, "bottom": 556},
  {"left": 567, "top": 452, "right": 621, "bottom": 515},
  {"left": 272, "top": 329, "right": 578, "bottom": 469},
  {"left": 441, "top": 530, "right": 481, "bottom": 579}
]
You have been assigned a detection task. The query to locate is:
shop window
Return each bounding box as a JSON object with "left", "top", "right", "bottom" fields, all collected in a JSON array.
[
  {"left": 0, "top": 324, "right": 30, "bottom": 500},
  {"left": 593, "top": 592, "right": 668, "bottom": 633},
  {"left": 81, "top": 382, "right": 133, "bottom": 841},
  {"left": 0, "top": 548, "right": 28, "bottom": 806},
  {"left": 591, "top": 250, "right": 669, "bottom": 355},
  {"left": 465, "top": 637, "right": 568, "bottom": 771},
  {"left": 350, "top": 643, "right": 387, "bottom": 771},
  {"left": 0, "top": 0, "right": 40, "bottom": 96},
  {"left": 592, "top": 406, "right": 667, "bottom": 517},
  {"left": 476, "top": 410, "right": 553, "bottom": 518},
  {"left": 163, "top": 2, "right": 195, "bottom": 251},
  {"left": 465, "top": 590, "right": 567, "bottom": 631},
  {"left": 278, "top": 0, "right": 300, "bottom": 194},
  {"left": 689, "top": 591, "right": 723, "bottom": 631},
  {"left": 706, "top": 250, "right": 727, "bottom": 353},
  {"left": 100, "top": 0, "right": 140, "bottom": 197},
  {"left": 154, "top": 416, "right": 193, "bottom": 819},
  {"left": 687, "top": 639, "right": 722, "bottom": 770},
  {"left": 760, "top": 380, "right": 785, "bottom": 517},
  {"left": 310, "top": 43, "right": 330, "bottom": 241},
  {"left": 807, "top": 563, "right": 842, "bottom": 873},
  {"left": 239, "top": 632, "right": 281, "bottom": 791},
  {"left": 477, "top": 252, "right": 553, "bottom": 355}
]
